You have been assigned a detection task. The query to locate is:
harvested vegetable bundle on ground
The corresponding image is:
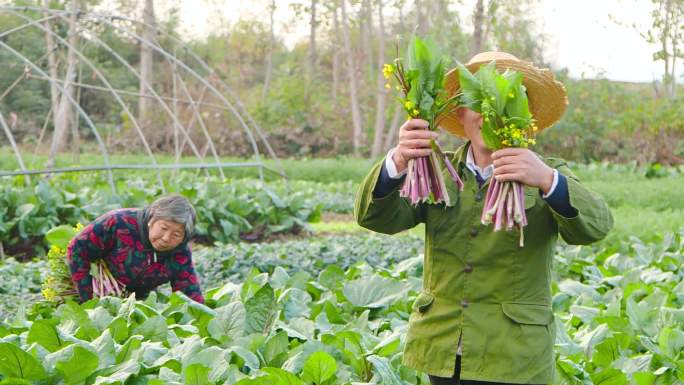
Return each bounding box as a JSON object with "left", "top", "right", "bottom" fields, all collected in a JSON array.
[
  {"left": 383, "top": 37, "right": 463, "bottom": 206},
  {"left": 455, "top": 61, "right": 536, "bottom": 246},
  {"left": 42, "top": 224, "right": 126, "bottom": 302}
]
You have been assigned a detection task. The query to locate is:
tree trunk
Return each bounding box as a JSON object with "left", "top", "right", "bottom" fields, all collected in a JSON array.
[
  {"left": 670, "top": 1, "right": 680, "bottom": 97},
  {"left": 371, "top": 0, "right": 388, "bottom": 158},
  {"left": 71, "top": 60, "right": 83, "bottom": 163},
  {"left": 340, "top": 0, "right": 364, "bottom": 155},
  {"left": 471, "top": 0, "right": 485, "bottom": 57},
  {"left": 43, "top": 0, "right": 59, "bottom": 121},
  {"left": 262, "top": 0, "right": 276, "bottom": 102},
  {"left": 332, "top": 4, "right": 340, "bottom": 102},
  {"left": 383, "top": 105, "right": 403, "bottom": 152},
  {"left": 139, "top": 0, "right": 155, "bottom": 132},
  {"left": 361, "top": 0, "right": 373, "bottom": 79},
  {"left": 47, "top": 0, "right": 80, "bottom": 169},
  {"left": 305, "top": 0, "right": 317, "bottom": 111}
]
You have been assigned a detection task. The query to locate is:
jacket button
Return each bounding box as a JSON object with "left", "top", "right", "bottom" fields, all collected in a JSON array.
[
  {"left": 469, "top": 228, "right": 478, "bottom": 237},
  {"left": 461, "top": 299, "right": 469, "bottom": 308},
  {"left": 464, "top": 264, "right": 473, "bottom": 273}
]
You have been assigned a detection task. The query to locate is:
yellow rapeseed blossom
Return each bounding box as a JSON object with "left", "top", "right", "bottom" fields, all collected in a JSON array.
[
  {"left": 42, "top": 286, "right": 57, "bottom": 302},
  {"left": 382, "top": 64, "right": 394, "bottom": 79},
  {"left": 405, "top": 100, "right": 415, "bottom": 110},
  {"left": 385, "top": 83, "right": 391, "bottom": 89},
  {"left": 75, "top": 222, "right": 84, "bottom": 232},
  {"left": 49, "top": 245, "right": 63, "bottom": 256}
]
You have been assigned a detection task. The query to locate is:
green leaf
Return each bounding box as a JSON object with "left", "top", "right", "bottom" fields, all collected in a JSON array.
[
  {"left": 0, "top": 342, "right": 47, "bottom": 381},
  {"left": 317, "top": 265, "right": 345, "bottom": 290},
  {"left": 280, "top": 288, "right": 312, "bottom": 320},
  {"left": 592, "top": 337, "right": 620, "bottom": 369},
  {"left": 208, "top": 301, "right": 246, "bottom": 342},
  {"left": 27, "top": 319, "right": 65, "bottom": 353},
  {"left": 589, "top": 367, "right": 627, "bottom": 385},
  {"left": 57, "top": 301, "right": 100, "bottom": 341},
  {"left": 226, "top": 346, "right": 260, "bottom": 372},
  {"left": 184, "top": 363, "right": 212, "bottom": 385},
  {"left": 132, "top": 315, "right": 167, "bottom": 342},
  {"left": 15, "top": 204, "right": 35, "bottom": 219},
  {"left": 342, "top": 275, "right": 410, "bottom": 308},
  {"left": 503, "top": 71, "right": 531, "bottom": 121},
  {"left": 45, "top": 225, "right": 77, "bottom": 249},
  {"left": 260, "top": 331, "right": 290, "bottom": 367},
  {"left": 480, "top": 112, "right": 501, "bottom": 150},
  {"left": 245, "top": 284, "right": 277, "bottom": 334},
  {"left": 107, "top": 316, "right": 129, "bottom": 344},
  {"left": 92, "top": 359, "right": 140, "bottom": 385},
  {"left": 55, "top": 345, "right": 99, "bottom": 385},
  {"left": 493, "top": 71, "right": 512, "bottom": 115},
  {"left": 455, "top": 62, "right": 482, "bottom": 112},
  {"left": 301, "top": 351, "right": 336, "bottom": 385},
  {"left": 91, "top": 330, "right": 117, "bottom": 369},
  {"left": 261, "top": 367, "right": 304, "bottom": 385},
  {"left": 367, "top": 355, "right": 408, "bottom": 385}
]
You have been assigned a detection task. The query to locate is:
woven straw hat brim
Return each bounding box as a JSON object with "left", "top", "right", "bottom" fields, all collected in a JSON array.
[{"left": 439, "top": 58, "right": 568, "bottom": 138}]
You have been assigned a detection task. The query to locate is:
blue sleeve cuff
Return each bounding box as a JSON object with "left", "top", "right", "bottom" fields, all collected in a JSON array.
[
  {"left": 373, "top": 159, "right": 405, "bottom": 198},
  {"left": 541, "top": 172, "right": 577, "bottom": 218}
]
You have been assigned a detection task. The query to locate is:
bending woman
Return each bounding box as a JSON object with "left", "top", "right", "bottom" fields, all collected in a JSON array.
[{"left": 66, "top": 194, "right": 204, "bottom": 303}]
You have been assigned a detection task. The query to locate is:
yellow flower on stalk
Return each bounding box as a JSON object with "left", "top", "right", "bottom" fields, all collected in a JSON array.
[
  {"left": 75, "top": 222, "right": 84, "bottom": 232},
  {"left": 411, "top": 108, "right": 420, "bottom": 117},
  {"left": 382, "top": 64, "right": 394, "bottom": 79},
  {"left": 49, "top": 245, "right": 63, "bottom": 256},
  {"left": 404, "top": 100, "right": 415, "bottom": 109},
  {"left": 385, "top": 83, "right": 391, "bottom": 89},
  {"left": 42, "top": 287, "right": 57, "bottom": 302},
  {"left": 528, "top": 138, "right": 537, "bottom": 145}
]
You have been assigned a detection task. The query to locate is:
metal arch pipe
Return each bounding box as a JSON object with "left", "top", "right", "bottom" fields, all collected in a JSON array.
[
  {"left": 0, "top": 111, "right": 30, "bottom": 184},
  {"left": 0, "top": 7, "right": 285, "bottom": 178},
  {"left": 154, "top": 41, "right": 222, "bottom": 178},
  {"left": 0, "top": 13, "right": 61, "bottom": 38},
  {"left": 1, "top": 7, "right": 210, "bottom": 168},
  {"left": 118, "top": 15, "right": 285, "bottom": 178},
  {"left": 80, "top": 12, "right": 268, "bottom": 178},
  {"left": 0, "top": 40, "right": 116, "bottom": 191},
  {"left": 169, "top": 66, "right": 224, "bottom": 178},
  {"left": 63, "top": 16, "right": 209, "bottom": 167},
  {"left": 4, "top": 9, "right": 166, "bottom": 190}
]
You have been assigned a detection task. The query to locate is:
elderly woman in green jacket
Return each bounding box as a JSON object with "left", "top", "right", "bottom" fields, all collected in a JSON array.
[{"left": 355, "top": 52, "right": 613, "bottom": 385}]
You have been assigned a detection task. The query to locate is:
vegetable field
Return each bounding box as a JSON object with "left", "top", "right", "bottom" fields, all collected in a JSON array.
[{"left": 0, "top": 160, "right": 682, "bottom": 385}]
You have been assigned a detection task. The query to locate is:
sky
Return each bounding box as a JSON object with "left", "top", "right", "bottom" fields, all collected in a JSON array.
[{"left": 154, "top": 0, "right": 663, "bottom": 83}]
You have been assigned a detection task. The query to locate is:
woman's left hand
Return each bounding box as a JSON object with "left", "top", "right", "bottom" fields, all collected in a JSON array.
[{"left": 491, "top": 148, "right": 555, "bottom": 194}]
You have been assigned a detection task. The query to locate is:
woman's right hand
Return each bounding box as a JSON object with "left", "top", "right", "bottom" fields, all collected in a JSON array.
[{"left": 391, "top": 119, "right": 438, "bottom": 173}]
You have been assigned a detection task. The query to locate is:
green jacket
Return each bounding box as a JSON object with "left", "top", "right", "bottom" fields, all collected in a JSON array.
[{"left": 354, "top": 142, "right": 613, "bottom": 384}]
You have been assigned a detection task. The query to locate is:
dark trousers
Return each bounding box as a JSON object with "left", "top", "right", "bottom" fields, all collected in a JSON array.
[{"left": 428, "top": 355, "right": 543, "bottom": 385}]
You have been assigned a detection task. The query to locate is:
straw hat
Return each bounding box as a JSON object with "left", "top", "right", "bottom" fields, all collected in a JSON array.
[{"left": 439, "top": 51, "right": 568, "bottom": 137}]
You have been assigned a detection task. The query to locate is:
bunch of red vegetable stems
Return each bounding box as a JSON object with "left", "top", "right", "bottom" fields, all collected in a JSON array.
[
  {"left": 400, "top": 146, "right": 464, "bottom": 205},
  {"left": 481, "top": 177, "right": 528, "bottom": 247},
  {"left": 92, "top": 260, "right": 125, "bottom": 297}
]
